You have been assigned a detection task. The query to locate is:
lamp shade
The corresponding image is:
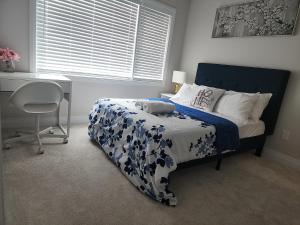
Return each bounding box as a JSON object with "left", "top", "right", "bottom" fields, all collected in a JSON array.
[{"left": 172, "top": 71, "right": 186, "bottom": 84}]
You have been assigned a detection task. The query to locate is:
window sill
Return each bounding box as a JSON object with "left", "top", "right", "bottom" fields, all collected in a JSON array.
[{"left": 66, "top": 75, "right": 165, "bottom": 87}]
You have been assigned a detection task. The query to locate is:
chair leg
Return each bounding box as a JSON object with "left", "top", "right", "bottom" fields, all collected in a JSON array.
[
  {"left": 4, "top": 134, "right": 35, "bottom": 145},
  {"left": 3, "top": 133, "right": 35, "bottom": 150},
  {"left": 35, "top": 114, "right": 44, "bottom": 154}
]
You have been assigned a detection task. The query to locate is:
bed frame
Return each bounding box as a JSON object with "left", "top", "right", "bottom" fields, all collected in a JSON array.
[{"left": 178, "top": 63, "right": 290, "bottom": 170}]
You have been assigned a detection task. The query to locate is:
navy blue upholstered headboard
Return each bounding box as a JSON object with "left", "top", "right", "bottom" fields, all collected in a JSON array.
[{"left": 195, "top": 63, "right": 290, "bottom": 135}]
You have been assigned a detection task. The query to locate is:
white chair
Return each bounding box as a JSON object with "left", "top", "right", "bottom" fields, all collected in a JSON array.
[{"left": 3, "top": 81, "right": 64, "bottom": 154}]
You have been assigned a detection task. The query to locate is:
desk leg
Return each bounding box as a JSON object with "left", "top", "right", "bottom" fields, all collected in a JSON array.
[
  {"left": 40, "top": 89, "right": 71, "bottom": 142},
  {"left": 56, "top": 105, "right": 60, "bottom": 126},
  {"left": 50, "top": 93, "right": 71, "bottom": 143},
  {"left": 65, "top": 92, "right": 72, "bottom": 139}
]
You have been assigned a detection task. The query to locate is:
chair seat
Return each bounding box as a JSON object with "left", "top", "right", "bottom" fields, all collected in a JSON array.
[{"left": 23, "top": 103, "right": 58, "bottom": 114}]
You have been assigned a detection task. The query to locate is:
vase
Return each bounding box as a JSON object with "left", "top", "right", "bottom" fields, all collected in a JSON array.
[{"left": 2, "top": 60, "right": 15, "bottom": 72}]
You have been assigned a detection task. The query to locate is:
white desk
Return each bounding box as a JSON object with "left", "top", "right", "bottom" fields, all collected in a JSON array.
[{"left": 0, "top": 72, "right": 72, "bottom": 142}]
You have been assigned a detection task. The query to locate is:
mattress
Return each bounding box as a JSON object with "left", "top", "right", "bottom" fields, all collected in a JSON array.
[
  {"left": 207, "top": 113, "right": 265, "bottom": 139},
  {"left": 210, "top": 112, "right": 265, "bottom": 139}
]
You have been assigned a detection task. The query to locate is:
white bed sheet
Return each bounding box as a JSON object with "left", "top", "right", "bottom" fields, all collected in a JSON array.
[
  {"left": 237, "top": 120, "right": 265, "bottom": 138},
  {"left": 210, "top": 112, "right": 265, "bottom": 138}
]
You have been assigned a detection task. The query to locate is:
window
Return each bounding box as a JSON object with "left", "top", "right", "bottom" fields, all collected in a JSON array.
[{"left": 35, "top": 0, "right": 175, "bottom": 81}]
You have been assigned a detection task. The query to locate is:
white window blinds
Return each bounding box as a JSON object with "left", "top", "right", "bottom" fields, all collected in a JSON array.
[
  {"left": 36, "top": 0, "right": 175, "bottom": 81},
  {"left": 133, "top": 5, "right": 171, "bottom": 80},
  {"left": 36, "top": 0, "right": 138, "bottom": 78}
]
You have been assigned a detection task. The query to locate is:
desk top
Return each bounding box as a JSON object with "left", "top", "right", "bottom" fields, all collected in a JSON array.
[{"left": 0, "top": 72, "right": 71, "bottom": 82}]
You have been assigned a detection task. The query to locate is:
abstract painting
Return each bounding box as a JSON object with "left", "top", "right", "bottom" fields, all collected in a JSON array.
[{"left": 212, "top": 0, "right": 300, "bottom": 38}]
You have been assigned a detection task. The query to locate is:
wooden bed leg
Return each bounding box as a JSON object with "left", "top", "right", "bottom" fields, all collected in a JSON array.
[{"left": 216, "top": 154, "right": 222, "bottom": 171}]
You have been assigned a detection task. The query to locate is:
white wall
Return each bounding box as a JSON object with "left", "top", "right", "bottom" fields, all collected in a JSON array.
[
  {"left": 0, "top": 0, "right": 191, "bottom": 126},
  {"left": 0, "top": 123, "right": 3, "bottom": 225},
  {"left": 180, "top": 0, "right": 300, "bottom": 160}
]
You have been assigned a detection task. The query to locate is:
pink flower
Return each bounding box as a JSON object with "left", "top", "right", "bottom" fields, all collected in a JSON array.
[{"left": 0, "top": 48, "right": 20, "bottom": 61}]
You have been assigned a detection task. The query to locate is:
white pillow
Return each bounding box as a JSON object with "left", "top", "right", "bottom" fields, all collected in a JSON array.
[
  {"left": 225, "top": 90, "right": 272, "bottom": 121},
  {"left": 226, "top": 90, "right": 257, "bottom": 96},
  {"left": 251, "top": 93, "right": 272, "bottom": 121},
  {"left": 170, "top": 83, "right": 194, "bottom": 102},
  {"left": 214, "top": 92, "right": 258, "bottom": 122},
  {"left": 190, "top": 85, "right": 225, "bottom": 111},
  {"left": 170, "top": 83, "right": 199, "bottom": 105}
]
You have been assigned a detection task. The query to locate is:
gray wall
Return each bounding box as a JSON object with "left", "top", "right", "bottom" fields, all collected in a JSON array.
[
  {"left": 0, "top": 119, "right": 3, "bottom": 224},
  {"left": 0, "top": 0, "right": 191, "bottom": 126},
  {"left": 180, "top": 0, "right": 300, "bottom": 160}
]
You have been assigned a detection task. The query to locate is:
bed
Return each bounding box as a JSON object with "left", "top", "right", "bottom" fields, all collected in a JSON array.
[{"left": 88, "top": 63, "right": 290, "bottom": 206}]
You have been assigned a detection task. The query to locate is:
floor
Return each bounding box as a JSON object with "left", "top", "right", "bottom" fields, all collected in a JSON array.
[{"left": 3, "top": 125, "right": 300, "bottom": 225}]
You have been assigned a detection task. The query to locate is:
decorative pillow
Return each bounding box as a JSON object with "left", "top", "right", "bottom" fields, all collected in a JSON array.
[
  {"left": 225, "top": 91, "right": 272, "bottom": 121},
  {"left": 190, "top": 85, "right": 225, "bottom": 111},
  {"left": 214, "top": 92, "right": 259, "bottom": 122}
]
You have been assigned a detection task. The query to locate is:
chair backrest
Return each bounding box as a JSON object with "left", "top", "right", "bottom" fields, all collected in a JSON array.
[{"left": 9, "top": 81, "right": 64, "bottom": 113}]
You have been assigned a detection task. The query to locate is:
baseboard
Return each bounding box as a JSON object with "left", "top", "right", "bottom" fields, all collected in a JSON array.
[
  {"left": 2, "top": 115, "right": 88, "bottom": 129},
  {"left": 263, "top": 147, "right": 300, "bottom": 171},
  {"left": 69, "top": 115, "right": 88, "bottom": 124}
]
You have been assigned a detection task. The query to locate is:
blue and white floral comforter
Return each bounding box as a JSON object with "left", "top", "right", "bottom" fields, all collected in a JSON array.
[{"left": 88, "top": 98, "right": 236, "bottom": 206}]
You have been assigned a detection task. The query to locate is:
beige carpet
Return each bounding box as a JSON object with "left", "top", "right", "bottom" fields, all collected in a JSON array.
[{"left": 3, "top": 125, "right": 300, "bottom": 225}]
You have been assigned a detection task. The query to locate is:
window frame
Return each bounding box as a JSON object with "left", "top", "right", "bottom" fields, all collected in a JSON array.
[{"left": 29, "top": 0, "right": 176, "bottom": 85}]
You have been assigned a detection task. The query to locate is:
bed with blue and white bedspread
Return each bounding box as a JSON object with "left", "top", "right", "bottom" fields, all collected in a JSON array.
[{"left": 88, "top": 98, "right": 239, "bottom": 206}]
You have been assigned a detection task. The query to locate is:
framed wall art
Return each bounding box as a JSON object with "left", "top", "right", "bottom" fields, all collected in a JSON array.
[{"left": 212, "top": 0, "right": 300, "bottom": 38}]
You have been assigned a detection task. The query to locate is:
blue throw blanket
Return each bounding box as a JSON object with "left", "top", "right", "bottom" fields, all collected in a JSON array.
[{"left": 148, "top": 98, "right": 240, "bottom": 152}]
